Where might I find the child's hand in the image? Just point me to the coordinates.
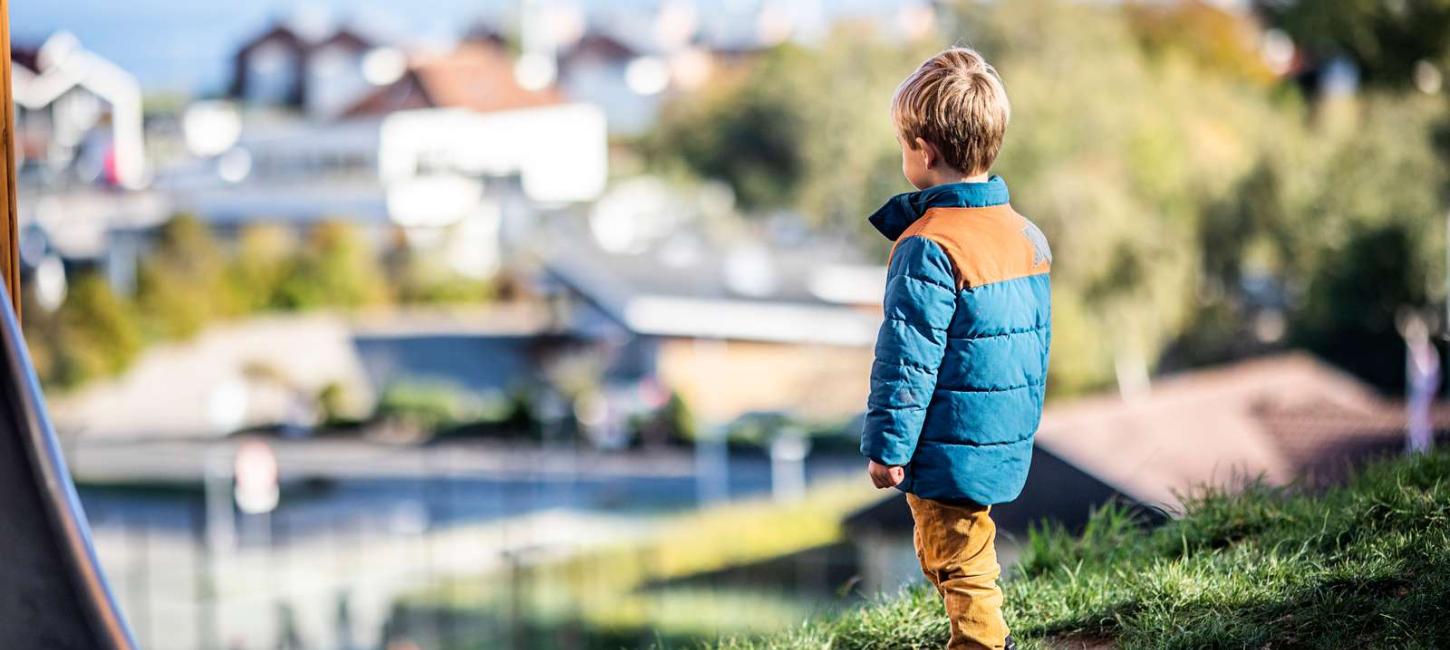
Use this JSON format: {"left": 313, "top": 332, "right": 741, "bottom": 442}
{"left": 867, "top": 460, "right": 905, "bottom": 489}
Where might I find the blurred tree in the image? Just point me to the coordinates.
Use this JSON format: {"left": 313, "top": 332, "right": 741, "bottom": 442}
{"left": 1280, "top": 96, "right": 1446, "bottom": 391}
{"left": 227, "top": 223, "right": 296, "bottom": 312}
{"left": 646, "top": 25, "right": 937, "bottom": 240}
{"left": 1294, "top": 224, "right": 1434, "bottom": 392}
{"left": 646, "top": 51, "right": 806, "bottom": 211}
{"left": 646, "top": 0, "right": 1450, "bottom": 395}
{"left": 136, "top": 213, "right": 234, "bottom": 339}
{"left": 52, "top": 272, "right": 143, "bottom": 388}
{"left": 1160, "top": 163, "right": 1295, "bottom": 368}
{"left": 20, "top": 283, "right": 68, "bottom": 385}
{"left": 953, "top": 0, "right": 1298, "bottom": 393}
{"left": 1127, "top": 0, "right": 1278, "bottom": 84}
{"left": 385, "top": 244, "right": 494, "bottom": 305}
{"left": 1257, "top": 0, "right": 1450, "bottom": 88}
{"left": 276, "top": 220, "right": 389, "bottom": 310}
{"left": 376, "top": 380, "right": 482, "bottom": 433}
{"left": 1172, "top": 92, "right": 1445, "bottom": 388}
{"left": 1199, "top": 163, "right": 1291, "bottom": 295}
{"left": 626, "top": 390, "right": 697, "bottom": 448}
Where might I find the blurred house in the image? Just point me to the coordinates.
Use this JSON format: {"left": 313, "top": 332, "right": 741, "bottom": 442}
{"left": 557, "top": 32, "right": 660, "bottom": 135}
{"left": 845, "top": 353, "right": 1446, "bottom": 592}
{"left": 9, "top": 32, "right": 168, "bottom": 305}
{"left": 11, "top": 31, "right": 147, "bottom": 190}
{"left": 228, "top": 22, "right": 378, "bottom": 120}
{"left": 342, "top": 41, "right": 564, "bottom": 118}
{"left": 549, "top": 0, "right": 804, "bottom": 136}
{"left": 48, "top": 312, "right": 376, "bottom": 440}
{"left": 45, "top": 305, "right": 602, "bottom": 441}
{"left": 543, "top": 218, "right": 885, "bottom": 426}
{"left": 158, "top": 20, "right": 607, "bottom": 281}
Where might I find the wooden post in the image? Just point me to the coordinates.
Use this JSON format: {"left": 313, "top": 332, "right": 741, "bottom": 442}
{"left": 0, "top": 0, "right": 19, "bottom": 323}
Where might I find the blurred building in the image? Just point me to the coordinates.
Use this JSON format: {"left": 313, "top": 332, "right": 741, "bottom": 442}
{"left": 9, "top": 31, "right": 168, "bottom": 305}
{"left": 543, "top": 0, "right": 852, "bottom": 136}
{"left": 543, "top": 213, "right": 885, "bottom": 427}
{"left": 845, "top": 353, "right": 1448, "bottom": 593}
{"left": 46, "top": 305, "right": 601, "bottom": 441}
{"left": 12, "top": 31, "right": 147, "bottom": 190}
{"left": 158, "top": 20, "right": 608, "bottom": 282}
{"left": 556, "top": 31, "right": 660, "bottom": 135}
{"left": 229, "top": 22, "right": 378, "bottom": 120}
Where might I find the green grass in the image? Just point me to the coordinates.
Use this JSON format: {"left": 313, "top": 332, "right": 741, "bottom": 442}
{"left": 723, "top": 449, "right": 1450, "bottom": 649}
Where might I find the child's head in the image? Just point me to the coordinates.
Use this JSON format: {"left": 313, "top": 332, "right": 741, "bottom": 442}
{"left": 891, "top": 47, "right": 1011, "bottom": 190}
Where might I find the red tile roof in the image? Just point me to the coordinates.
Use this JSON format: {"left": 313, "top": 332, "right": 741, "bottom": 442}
{"left": 344, "top": 43, "right": 563, "bottom": 117}
{"left": 1036, "top": 353, "right": 1432, "bottom": 512}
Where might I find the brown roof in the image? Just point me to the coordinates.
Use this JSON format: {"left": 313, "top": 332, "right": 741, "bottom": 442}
{"left": 235, "top": 24, "right": 307, "bottom": 58}
{"left": 11, "top": 45, "right": 40, "bottom": 74}
{"left": 311, "top": 28, "right": 372, "bottom": 53}
{"left": 344, "top": 43, "right": 563, "bottom": 118}
{"left": 1036, "top": 353, "right": 1432, "bottom": 512}
{"left": 559, "top": 32, "right": 638, "bottom": 67}
{"left": 339, "top": 75, "right": 433, "bottom": 116}
{"left": 235, "top": 24, "right": 373, "bottom": 56}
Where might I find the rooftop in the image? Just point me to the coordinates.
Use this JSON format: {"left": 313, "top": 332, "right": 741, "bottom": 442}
{"left": 1036, "top": 352, "right": 1432, "bottom": 511}
{"left": 345, "top": 43, "right": 565, "bottom": 117}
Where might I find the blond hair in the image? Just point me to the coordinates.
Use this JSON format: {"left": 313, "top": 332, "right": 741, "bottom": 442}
{"left": 891, "top": 47, "right": 1011, "bottom": 176}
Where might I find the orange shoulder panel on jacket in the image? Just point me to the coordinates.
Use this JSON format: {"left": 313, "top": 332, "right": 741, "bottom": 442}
{"left": 893, "top": 205, "right": 1051, "bottom": 289}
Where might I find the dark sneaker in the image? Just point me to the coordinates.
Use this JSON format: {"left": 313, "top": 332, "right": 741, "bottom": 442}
{"left": 1004, "top": 635, "right": 1017, "bottom": 650}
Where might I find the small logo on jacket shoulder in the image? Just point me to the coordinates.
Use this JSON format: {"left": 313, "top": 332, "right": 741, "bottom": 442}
{"left": 1022, "top": 222, "right": 1052, "bottom": 267}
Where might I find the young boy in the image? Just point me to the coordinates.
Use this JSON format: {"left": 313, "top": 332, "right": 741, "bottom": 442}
{"left": 861, "top": 47, "right": 1050, "bottom": 650}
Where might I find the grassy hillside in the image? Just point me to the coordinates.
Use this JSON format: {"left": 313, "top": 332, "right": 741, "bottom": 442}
{"left": 722, "top": 449, "right": 1450, "bottom": 649}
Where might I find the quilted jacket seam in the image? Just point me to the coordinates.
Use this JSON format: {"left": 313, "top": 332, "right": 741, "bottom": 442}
{"left": 882, "top": 315, "right": 948, "bottom": 332}
{"left": 874, "top": 358, "right": 937, "bottom": 374}
{"left": 961, "top": 270, "right": 1051, "bottom": 292}
{"left": 948, "top": 325, "right": 1047, "bottom": 341}
{"left": 894, "top": 271, "right": 955, "bottom": 293}
{"left": 865, "top": 402, "right": 928, "bottom": 412}
{"left": 917, "top": 436, "right": 1034, "bottom": 448}
{"left": 934, "top": 381, "right": 1046, "bottom": 393}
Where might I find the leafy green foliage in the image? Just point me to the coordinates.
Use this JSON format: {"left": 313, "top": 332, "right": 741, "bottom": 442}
{"left": 136, "top": 213, "right": 234, "bottom": 339}
{"left": 645, "top": 25, "right": 937, "bottom": 240}
{"left": 1126, "top": 1, "right": 1277, "bottom": 84}
{"left": 275, "top": 220, "right": 390, "bottom": 309}
{"left": 953, "top": 0, "right": 1300, "bottom": 394}
{"left": 649, "top": 0, "right": 1447, "bottom": 395}
{"left": 43, "top": 272, "right": 143, "bottom": 388}
{"left": 646, "top": 48, "right": 810, "bottom": 211}
{"left": 1295, "top": 224, "right": 1435, "bottom": 392}
{"left": 386, "top": 245, "right": 495, "bottom": 305}
{"left": 727, "top": 449, "right": 1450, "bottom": 649}
{"left": 1258, "top": 0, "right": 1450, "bottom": 88}
{"left": 226, "top": 222, "right": 296, "bottom": 312}
{"left": 28, "top": 215, "right": 496, "bottom": 390}
{"left": 376, "top": 380, "right": 489, "bottom": 432}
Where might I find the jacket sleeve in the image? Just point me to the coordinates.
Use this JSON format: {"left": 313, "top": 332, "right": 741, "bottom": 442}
{"left": 861, "top": 235, "right": 958, "bottom": 466}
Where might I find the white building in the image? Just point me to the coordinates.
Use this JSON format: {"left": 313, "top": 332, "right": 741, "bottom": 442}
{"left": 12, "top": 31, "right": 146, "bottom": 190}
{"left": 164, "top": 26, "right": 608, "bottom": 280}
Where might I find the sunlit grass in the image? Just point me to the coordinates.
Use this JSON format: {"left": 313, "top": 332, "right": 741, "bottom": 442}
{"left": 727, "top": 449, "right": 1450, "bottom": 649}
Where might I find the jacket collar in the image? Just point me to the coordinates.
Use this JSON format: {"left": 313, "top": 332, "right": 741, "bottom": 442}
{"left": 868, "top": 176, "right": 1011, "bottom": 241}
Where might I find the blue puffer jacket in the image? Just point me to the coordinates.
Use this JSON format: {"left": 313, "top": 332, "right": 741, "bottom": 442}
{"left": 860, "top": 176, "right": 1051, "bottom": 505}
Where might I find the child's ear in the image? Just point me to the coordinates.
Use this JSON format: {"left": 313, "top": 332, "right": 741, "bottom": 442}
{"left": 914, "top": 137, "right": 937, "bottom": 169}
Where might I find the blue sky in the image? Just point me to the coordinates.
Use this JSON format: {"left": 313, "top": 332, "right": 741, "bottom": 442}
{"left": 11, "top": 0, "right": 901, "bottom": 96}
{"left": 13, "top": 0, "right": 518, "bottom": 95}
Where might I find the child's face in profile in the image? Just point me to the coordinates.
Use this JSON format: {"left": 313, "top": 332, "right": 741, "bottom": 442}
{"left": 897, "top": 134, "right": 936, "bottom": 190}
